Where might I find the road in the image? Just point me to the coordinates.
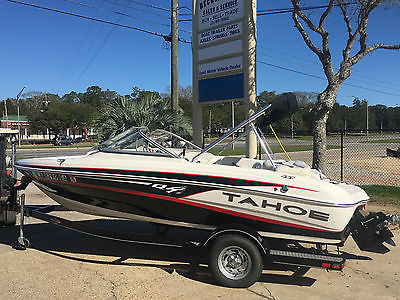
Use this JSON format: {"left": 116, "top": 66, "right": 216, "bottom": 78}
{"left": 12, "top": 147, "right": 91, "bottom": 160}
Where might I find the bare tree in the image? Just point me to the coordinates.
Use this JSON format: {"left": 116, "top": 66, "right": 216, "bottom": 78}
{"left": 291, "top": 0, "right": 400, "bottom": 173}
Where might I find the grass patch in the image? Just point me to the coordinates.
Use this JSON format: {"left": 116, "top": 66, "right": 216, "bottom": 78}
{"left": 296, "top": 135, "right": 340, "bottom": 141}
{"left": 209, "top": 145, "right": 339, "bottom": 156}
{"left": 359, "top": 185, "right": 400, "bottom": 205}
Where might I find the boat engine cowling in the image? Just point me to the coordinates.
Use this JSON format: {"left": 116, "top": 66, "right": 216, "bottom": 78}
{"left": 351, "top": 212, "right": 397, "bottom": 253}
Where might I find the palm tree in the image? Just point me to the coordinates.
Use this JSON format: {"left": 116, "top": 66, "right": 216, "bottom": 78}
{"left": 96, "top": 94, "right": 192, "bottom": 142}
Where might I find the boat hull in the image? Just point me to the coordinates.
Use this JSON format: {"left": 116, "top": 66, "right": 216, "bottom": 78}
{"left": 17, "top": 164, "right": 366, "bottom": 245}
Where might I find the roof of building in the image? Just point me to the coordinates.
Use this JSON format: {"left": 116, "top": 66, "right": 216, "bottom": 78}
{"left": 0, "top": 115, "right": 29, "bottom": 122}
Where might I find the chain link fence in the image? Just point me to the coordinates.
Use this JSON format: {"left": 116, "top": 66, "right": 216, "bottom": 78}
{"left": 268, "top": 130, "right": 400, "bottom": 187}
{"left": 205, "top": 129, "right": 400, "bottom": 187}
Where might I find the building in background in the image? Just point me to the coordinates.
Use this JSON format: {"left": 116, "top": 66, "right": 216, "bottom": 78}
{"left": 0, "top": 115, "right": 29, "bottom": 139}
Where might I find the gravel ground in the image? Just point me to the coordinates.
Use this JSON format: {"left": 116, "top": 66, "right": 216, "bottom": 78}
{"left": 0, "top": 185, "right": 399, "bottom": 300}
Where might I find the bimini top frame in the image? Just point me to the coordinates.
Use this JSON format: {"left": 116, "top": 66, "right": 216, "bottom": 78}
{"left": 191, "top": 104, "right": 272, "bottom": 162}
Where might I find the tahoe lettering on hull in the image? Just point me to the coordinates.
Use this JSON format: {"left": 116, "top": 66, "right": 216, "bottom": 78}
{"left": 223, "top": 192, "right": 330, "bottom": 222}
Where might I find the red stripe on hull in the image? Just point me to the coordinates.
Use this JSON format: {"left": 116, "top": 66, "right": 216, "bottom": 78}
{"left": 33, "top": 176, "right": 341, "bottom": 233}
{"left": 21, "top": 164, "right": 320, "bottom": 193}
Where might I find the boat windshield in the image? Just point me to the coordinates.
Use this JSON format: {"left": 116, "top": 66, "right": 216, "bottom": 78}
{"left": 95, "top": 93, "right": 296, "bottom": 164}
{"left": 96, "top": 127, "right": 147, "bottom": 151}
{"left": 149, "top": 129, "right": 201, "bottom": 152}
{"left": 97, "top": 127, "right": 201, "bottom": 159}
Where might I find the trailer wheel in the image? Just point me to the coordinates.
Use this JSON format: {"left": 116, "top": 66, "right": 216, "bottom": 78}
{"left": 209, "top": 234, "right": 263, "bottom": 288}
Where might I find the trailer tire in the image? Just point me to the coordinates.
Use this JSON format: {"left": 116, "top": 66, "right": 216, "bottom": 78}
{"left": 209, "top": 234, "right": 263, "bottom": 288}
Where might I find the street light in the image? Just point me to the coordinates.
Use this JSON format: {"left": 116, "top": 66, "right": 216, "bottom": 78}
{"left": 16, "top": 86, "right": 27, "bottom": 147}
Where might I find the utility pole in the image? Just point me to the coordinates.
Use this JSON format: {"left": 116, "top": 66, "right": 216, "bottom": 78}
{"left": 171, "top": 0, "right": 179, "bottom": 131}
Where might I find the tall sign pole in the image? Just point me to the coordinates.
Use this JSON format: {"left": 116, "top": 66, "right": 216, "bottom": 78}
{"left": 171, "top": 0, "right": 179, "bottom": 129}
{"left": 192, "top": 0, "right": 202, "bottom": 146}
{"left": 244, "top": 0, "right": 257, "bottom": 158}
{"left": 192, "top": 0, "right": 257, "bottom": 157}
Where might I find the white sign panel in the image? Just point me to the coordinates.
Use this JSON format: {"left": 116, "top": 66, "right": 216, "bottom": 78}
{"left": 198, "top": 39, "right": 242, "bottom": 61}
{"left": 198, "top": 56, "right": 242, "bottom": 77}
{"left": 198, "top": 0, "right": 244, "bottom": 31}
{"left": 198, "top": 22, "right": 242, "bottom": 46}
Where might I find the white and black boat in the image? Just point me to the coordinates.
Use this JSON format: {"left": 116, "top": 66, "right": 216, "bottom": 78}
{"left": 14, "top": 93, "right": 397, "bottom": 287}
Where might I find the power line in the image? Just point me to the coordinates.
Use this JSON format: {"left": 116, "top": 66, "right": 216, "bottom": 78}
{"left": 178, "top": 6, "right": 192, "bottom": 13}
{"left": 258, "top": 51, "right": 400, "bottom": 93}
{"left": 258, "top": 46, "right": 400, "bottom": 90}
{"left": 70, "top": 19, "right": 117, "bottom": 89}
{"left": 258, "top": 45, "right": 319, "bottom": 66}
{"left": 5, "top": 0, "right": 191, "bottom": 43}
{"left": 56, "top": 9, "right": 98, "bottom": 94}
{"left": 258, "top": 51, "right": 322, "bottom": 73}
{"left": 66, "top": 0, "right": 120, "bottom": 92}
{"left": 257, "top": 60, "right": 400, "bottom": 97}
{"left": 120, "top": 0, "right": 169, "bottom": 12}
{"left": 178, "top": 2, "right": 357, "bottom": 21}
{"left": 257, "top": 2, "right": 356, "bottom": 16}
{"left": 99, "top": 0, "right": 171, "bottom": 20}
{"left": 64, "top": 0, "right": 192, "bottom": 34}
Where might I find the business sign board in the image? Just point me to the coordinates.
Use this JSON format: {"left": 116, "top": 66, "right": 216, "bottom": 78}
{"left": 198, "top": 22, "right": 242, "bottom": 46}
{"left": 198, "top": 0, "right": 244, "bottom": 32}
{"left": 198, "top": 39, "right": 242, "bottom": 61}
{"left": 198, "top": 56, "right": 242, "bottom": 77}
{"left": 198, "top": 73, "right": 244, "bottom": 103}
{"left": 192, "top": 0, "right": 256, "bottom": 149}
{"left": 194, "top": 0, "right": 249, "bottom": 104}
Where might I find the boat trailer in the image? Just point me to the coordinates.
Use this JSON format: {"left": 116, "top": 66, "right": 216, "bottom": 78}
{"left": 6, "top": 180, "right": 399, "bottom": 288}
{"left": 4, "top": 187, "right": 400, "bottom": 287}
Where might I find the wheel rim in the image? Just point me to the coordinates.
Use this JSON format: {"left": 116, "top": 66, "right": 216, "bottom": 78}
{"left": 217, "top": 245, "right": 252, "bottom": 280}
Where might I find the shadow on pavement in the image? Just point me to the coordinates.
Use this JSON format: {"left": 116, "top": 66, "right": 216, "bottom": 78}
{"left": 0, "top": 219, "right": 370, "bottom": 288}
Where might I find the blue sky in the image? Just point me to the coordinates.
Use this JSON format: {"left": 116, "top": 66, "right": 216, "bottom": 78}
{"left": 0, "top": 0, "right": 399, "bottom": 107}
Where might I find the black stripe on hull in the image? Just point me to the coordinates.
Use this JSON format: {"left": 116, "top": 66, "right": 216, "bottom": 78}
{"left": 25, "top": 173, "right": 349, "bottom": 243}
{"left": 18, "top": 164, "right": 312, "bottom": 190}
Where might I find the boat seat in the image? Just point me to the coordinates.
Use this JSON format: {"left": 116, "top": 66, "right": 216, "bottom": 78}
{"left": 275, "top": 160, "right": 316, "bottom": 177}
{"left": 215, "top": 156, "right": 241, "bottom": 166}
{"left": 192, "top": 152, "right": 220, "bottom": 164}
{"left": 235, "top": 158, "right": 263, "bottom": 169}
{"left": 215, "top": 157, "right": 269, "bottom": 170}
{"left": 278, "top": 160, "right": 309, "bottom": 168}
{"left": 262, "top": 160, "right": 276, "bottom": 171}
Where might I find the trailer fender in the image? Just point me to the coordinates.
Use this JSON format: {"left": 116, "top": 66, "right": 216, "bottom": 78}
{"left": 202, "top": 224, "right": 268, "bottom": 255}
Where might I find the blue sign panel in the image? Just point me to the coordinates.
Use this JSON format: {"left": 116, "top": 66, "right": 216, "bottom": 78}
{"left": 199, "top": 73, "right": 244, "bottom": 103}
